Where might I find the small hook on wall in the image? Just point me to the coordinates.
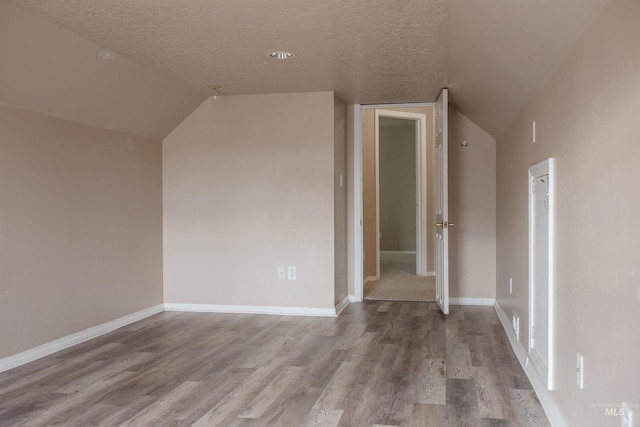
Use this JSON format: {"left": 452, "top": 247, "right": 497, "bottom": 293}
{"left": 460, "top": 140, "right": 469, "bottom": 147}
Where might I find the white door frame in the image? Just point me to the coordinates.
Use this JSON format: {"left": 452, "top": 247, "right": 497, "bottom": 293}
{"left": 434, "top": 89, "right": 449, "bottom": 315}
{"left": 374, "top": 109, "right": 428, "bottom": 278}
{"left": 352, "top": 103, "right": 435, "bottom": 302}
{"left": 528, "top": 158, "right": 555, "bottom": 390}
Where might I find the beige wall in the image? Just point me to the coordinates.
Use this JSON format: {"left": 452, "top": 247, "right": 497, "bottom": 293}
{"left": 163, "top": 92, "right": 338, "bottom": 309}
{"left": 334, "top": 96, "right": 348, "bottom": 304}
{"left": 448, "top": 106, "right": 497, "bottom": 299}
{"left": 0, "top": 2, "right": 203, "bottom": 140}
{"left": 379, "top": 124, "right": 416, "bottom": 252}
{"left": 496, "top": 0, "right": 640, "bottom": 424}
{"left": 0, "top": 104, "right": 163, "bottom": 359}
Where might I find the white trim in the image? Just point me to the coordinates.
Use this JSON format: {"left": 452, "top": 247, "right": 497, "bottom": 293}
{"left": 0, "top": 304, "right": 164, "bottom": 373}
{"left": 374, "top": 110, "right": 381, "bottom": 280}
{"left": 335, "top": 296, "right": 350, "bottom": 316}
{"left": 434, "top": 88, "right": 450, "bottom": 315}
{"left": 164, "top": 303, "right": 339, "bottom": 317}
{"left": 353, "top": 104, "right": 364, "bottom": 302}
{"left": 364, "top": 276, "right": 377, "bottom": 285}
{"left": 363, "top": 102, "right": 436, "bottom": 109}
{"left": 528, "top": 158, "right": 555, "bottom": 390}
{"left": 494, "top": 301, "right": 565, "bottom": 427}
{"left": 449, "top": 297, "right": 496, "bottom": 306}
{"left": 379, "top": 250, "right": 416, "bottom": 255}
{"left": 425, "top": 271, "right": 436, "bottom": 277}
{"left": 348, "top": 295, "right": 360, "bottom": 303}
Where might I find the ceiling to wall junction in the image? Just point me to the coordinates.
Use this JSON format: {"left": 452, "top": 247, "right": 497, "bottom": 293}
{"left": 3, "top": 0, "right": 611, "bottom": 139}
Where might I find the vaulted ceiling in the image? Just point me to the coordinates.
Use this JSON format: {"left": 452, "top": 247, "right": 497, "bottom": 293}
{"left": 2, "top": 0, "right": 610, "bottom": 139}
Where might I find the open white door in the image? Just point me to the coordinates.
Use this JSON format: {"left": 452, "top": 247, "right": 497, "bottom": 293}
{"left": 434, "top": 89, "right": 450, "bottom": 315}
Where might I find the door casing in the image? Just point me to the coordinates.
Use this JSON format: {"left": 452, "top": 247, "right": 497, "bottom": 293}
{"left": 352, "top": 102, "right": 435, "bottom": 302}
{"left": 374, "top": 109, "right": 428, "bottom": 279}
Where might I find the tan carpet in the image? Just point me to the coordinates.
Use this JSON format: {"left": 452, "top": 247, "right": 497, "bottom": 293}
{"left": 365, "top": 274, "right": 436, "bottom": 302}
{"left": 364, "top": 252, "right": 436, "bottom": 302}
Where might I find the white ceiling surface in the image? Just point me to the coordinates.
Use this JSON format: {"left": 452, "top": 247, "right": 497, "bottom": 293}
{"left": 4, "top": 0, "right": 610, "bottom": 139}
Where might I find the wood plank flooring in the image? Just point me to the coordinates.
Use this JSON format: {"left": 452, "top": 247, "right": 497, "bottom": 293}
{"left": 0, "top": 303, "right": 549, "bottom": 426}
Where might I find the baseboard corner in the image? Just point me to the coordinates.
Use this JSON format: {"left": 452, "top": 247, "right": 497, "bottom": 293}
{"left": 335, "top": 296, "right": 350, "bottom": 316}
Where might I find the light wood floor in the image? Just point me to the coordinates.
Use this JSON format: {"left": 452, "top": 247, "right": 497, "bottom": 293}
{"left": 0, "top": 303, "right": 549, "bottom": 426}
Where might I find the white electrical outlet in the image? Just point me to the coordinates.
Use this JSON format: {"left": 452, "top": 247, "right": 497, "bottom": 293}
{"left": 512, "top": 313, "right": 520, "bottom": 340}
{"left": 509, "top": 277, "right": 513, "bottom": 294}
{"left": 277, "top": 266, "right": 286, "bottom": 280}
{"left": 576, "top": 353, "right": 584, "bottom": 389}
{"left": 532, "top": 121, "right": 536, "bottom": 143}
{"left": 287, "top": 266, "right": 296, "bottom": 280}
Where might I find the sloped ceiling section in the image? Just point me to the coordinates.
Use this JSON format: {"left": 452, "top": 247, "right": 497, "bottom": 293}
{"left": 0, "top": 2, "right": 203, "bottom": 140}
{"left": 6, "top": 0, "right": 448, "bottom": 105}
{"left": 4, "top": 0, "right": 611, "bottom": 139}
{"left": 449, "top": 0, "right": 610, "bottom": 138}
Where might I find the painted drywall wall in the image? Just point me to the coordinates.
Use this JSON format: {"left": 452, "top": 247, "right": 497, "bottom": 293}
{"left": 334, "top": 96, "right": 348, "bottom": 305}
{"left": 379, "top": 123, "right": 417, "bottom": 252}
{"left": 0, "top": 104, "right": 163, "bottom": 359}
{"left": 163, "top": 92, "right": 338, "bottom": 309}
{"left": 496, "top": 0, "right": 640, "bottom": 424}
{"left": 449, "top": 106, "right": 497, "bottom": 299}
{"left": 0, "top": 2, "right": 203, "bottom": 140}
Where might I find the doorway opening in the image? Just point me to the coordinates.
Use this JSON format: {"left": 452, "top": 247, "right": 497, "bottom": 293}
{"left": 361, "top": 106, "right": 434, "bottom": 302}
{"left": 352, "top": 90, "right": 449, "bottom": 312}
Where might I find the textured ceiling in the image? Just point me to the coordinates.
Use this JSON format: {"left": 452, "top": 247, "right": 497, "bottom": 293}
{"left": 5, "top": 0, "right": 611, "bottom": 138}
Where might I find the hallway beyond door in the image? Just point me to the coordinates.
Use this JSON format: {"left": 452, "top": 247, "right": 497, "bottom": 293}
{"left": 364, "top": 252, "right": 436, "bottom": 302}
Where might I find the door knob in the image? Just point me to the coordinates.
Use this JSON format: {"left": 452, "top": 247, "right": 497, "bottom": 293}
{"left": 434, "top": 221, "right": 455, "bottom": 228}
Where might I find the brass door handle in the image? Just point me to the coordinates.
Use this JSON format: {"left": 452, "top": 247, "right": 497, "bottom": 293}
{"left": 435, "top": 221, "right": 455, "bottom": 228}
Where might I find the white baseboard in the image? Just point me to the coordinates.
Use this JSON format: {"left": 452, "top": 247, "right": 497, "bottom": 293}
{"left": 348, "top": 295, "right": 361, "bottom": 303}
{"left": 380, "top": 250, "right": 416, "bottom": 255}
{"left": 494, "top": 300, "right": 565, "bottom": 427}
{"left": 335, "top": 296, "right": 350, "bottom": 316}
{"left": 164, "top": 303, "right": 339, "bottom": 317}
{"left": 450, "top": 297, "right": 496, "bottom": 306}
{"left": 425, "top": 271, "right": 436, "bottom": 277}
{"left": 364, "top": 276, "right": 377, "bottom": 285}
{"left": 0, "top": 304, "right": 164, "bottom": 374}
